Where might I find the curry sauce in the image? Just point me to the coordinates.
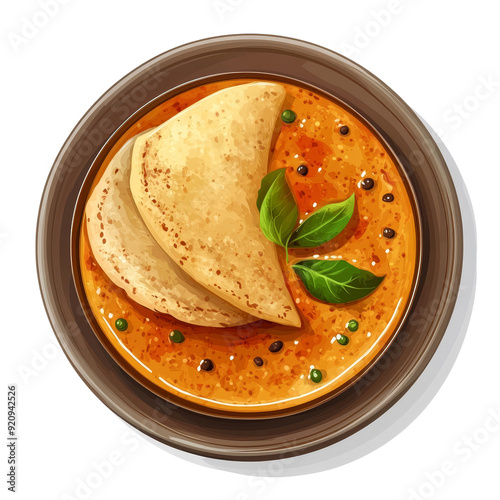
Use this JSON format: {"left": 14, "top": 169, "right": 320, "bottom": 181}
{"left": 79, "top": 79, "right": 419, "bottom": 415}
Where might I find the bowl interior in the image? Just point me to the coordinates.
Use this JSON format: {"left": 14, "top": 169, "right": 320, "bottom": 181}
{"left": 71, "top": 73, "right": 423, "bottom": 419}
{"left": 37, "top": 35, "right": 462, "bottom": 460}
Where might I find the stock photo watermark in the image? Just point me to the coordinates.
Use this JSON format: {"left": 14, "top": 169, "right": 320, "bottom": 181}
{"left": 434, "top": 74, "right": 499, "bottom": 141}
{"left": 337, "top": 0, "right": 417, "bottom": 57}
{"left": 407, "top": 405, "right": 500, "bottom": 500}
{"left": 353, "top": 278, "right": 463, "bottom": 395}
{"left": 17, "top": 340, "right": 61, "bottom": 385}
{"left": 59, "top": 68, "right": 164, "bottom": 183}
{"left": 233, "top": 442, "right": 300, "bottom": 500}
{"left": 58, "top": 393, "right": 173, "bottom": 499}
{"left": 6, "top": 385, "right": 17, "bottom": 493}
{"left": 60, "top": 429, "right": 141, "bottom": 500}
{"left": 212, "top": 0, "right": 245, "bottom": 20}
{"left": 7, "top": 0, "right": 73, "bottom": 54}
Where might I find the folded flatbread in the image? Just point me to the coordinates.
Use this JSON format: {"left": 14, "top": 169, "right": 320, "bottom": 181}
{"left": 85, "top": 137, "right": 257, "bottom": 327}
{"left": 130, "top": 82, "right": 301, "bottom": 327}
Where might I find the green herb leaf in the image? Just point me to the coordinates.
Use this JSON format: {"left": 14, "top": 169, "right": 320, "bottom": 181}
{"left": 259, "top": 169, "right": 298, "bottom": 249}
{"left": 288, "top": 194, "right": 355, "bottom": 248}
{"left": 257, "top": 169, "right": 285, "bottom": 212}
{"left": 292, "top": 260, "right": 384, "bottom": 304}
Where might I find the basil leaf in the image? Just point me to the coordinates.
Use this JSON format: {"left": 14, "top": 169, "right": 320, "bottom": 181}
{"left": 259, "top": 169, "right": 298, "bottom": 248}
{"left": 288, "top": 194, "right": 355, "bottom": 248}
{"left": 257, "top": 168, "right": 284, "bottom": 212}
{"left": 292, "top": 260, "right": 384, "bottom": 304}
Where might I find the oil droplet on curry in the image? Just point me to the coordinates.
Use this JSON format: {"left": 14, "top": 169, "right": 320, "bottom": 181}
{"left": 79, "top": 79, "right": 419, "bottom": 415}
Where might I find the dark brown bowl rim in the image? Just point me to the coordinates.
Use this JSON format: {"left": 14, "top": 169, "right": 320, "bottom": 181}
{"left": 37, "top": 34, "right": 462, "bottom": 460}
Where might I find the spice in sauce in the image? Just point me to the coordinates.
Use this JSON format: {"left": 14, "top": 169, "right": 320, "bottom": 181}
{"left": 310, "top": 369, "right": 323, "bottom": 383}
{"left": 347, "top": 320, "right": 359, "bottom": 332}
{"left": 269, "top": 341, "right": 284, "bottom": 353}
{"left": 337, "top": 335, "right": 350, "bottom": 346}
{"left": 169, "top": 330, "right": 185, "bottom": 343}
{"left": 281, "top": 109, "right": 297, "bottom": 124}
{"left": 361, "top": 178, "right": 375, "bottom": 190}
{"left": 115, "top": 318, "right": 128, "bottom": 332}
{"left": 200, "top": 359, "right": 214, "bottom": 371}
{"left": 296, "top": 165, "right": 309, "bottom": 176}
{"left": 383, "top": 227, "right": 396, "bottom": 239}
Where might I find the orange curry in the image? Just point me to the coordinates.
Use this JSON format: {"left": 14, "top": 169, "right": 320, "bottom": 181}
{"left": 79, "top": 79, "right": 419, "bottom": 415}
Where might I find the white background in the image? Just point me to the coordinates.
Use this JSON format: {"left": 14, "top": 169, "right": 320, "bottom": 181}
{"left": 2, "top": 0, "right": 499, "bottom": 499}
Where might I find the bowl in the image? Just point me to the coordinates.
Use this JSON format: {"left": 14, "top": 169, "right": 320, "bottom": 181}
{"left": 37, "top": 34, "right": 462, "bottom": 460}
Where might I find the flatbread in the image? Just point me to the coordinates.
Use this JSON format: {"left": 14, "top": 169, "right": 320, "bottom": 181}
{"left": 130, "top": 82, "right": 301, "bottom": 327}
{"left": 85, "top": 137, "right": 257, "bottom": 327}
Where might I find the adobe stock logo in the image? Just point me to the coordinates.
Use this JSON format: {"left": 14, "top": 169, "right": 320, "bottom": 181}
{"left": 338, "top": 0, "right": 415, "bottom": 57}
{"left": 434, "top": 74, "right": 500, "bottom": 140}
{"left": 212, "top": 0, "right": 245, "bottom": 20}
{"left": 407, "top": 405, "right": 500, "bottom": 500}
{"left": 7, "top": 0, "right": 72, "bottom": 54}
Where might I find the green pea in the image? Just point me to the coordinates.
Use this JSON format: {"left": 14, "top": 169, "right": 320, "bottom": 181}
{"left": 347, "top": 320, "right": 359, "bottom": 332}
{"left": 310, "top": 368, "right": 323, "bottom": 383}
{"left": 281, "top": 109, "right": 296, "bottom": 124}
{"left": 115, "top": 318, "right": 128, "bottom": 332}
{"left": 169, "top": 330, "right": 185, "bottom": 343}
{"left": 337, "top": 334, "right": 349, "bottom": 346}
